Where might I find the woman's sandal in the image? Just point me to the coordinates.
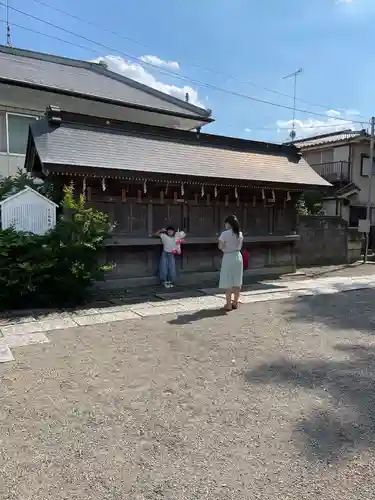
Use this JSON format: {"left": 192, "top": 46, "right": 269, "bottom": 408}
{"left": 223, "top": 304, "right": 232, "bottom": 311}
{"left": 232, "top": 302, "right": 239, "bottom": 310}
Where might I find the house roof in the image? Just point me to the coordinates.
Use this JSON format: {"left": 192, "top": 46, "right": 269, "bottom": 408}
{"left": 0, "top": 186, "right": 58, "bottom": 206}
{"left": 288, "top": 129, "right": 368, "bottom": 149}
{"left": 323, "top": 182, "right": 361, "bottom": 200}
{"left": 0, "top": 45, "right": 211, "bottom": 120}
{"left": 25, "top": 109, "right": 331, "bottom": 189}
{"left": 334, "top": 182, "right": 361, "bottom": 198}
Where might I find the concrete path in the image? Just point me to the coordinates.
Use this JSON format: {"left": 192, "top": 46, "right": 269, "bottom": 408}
{"left": 1, "top": 272, "right": 375, "bottom": 363}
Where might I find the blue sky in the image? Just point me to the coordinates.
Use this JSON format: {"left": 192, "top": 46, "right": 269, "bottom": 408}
{"left": 1, "top": 0, "right": 374, "bottom": 142}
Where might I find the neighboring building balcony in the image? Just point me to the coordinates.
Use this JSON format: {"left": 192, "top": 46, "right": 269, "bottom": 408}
{"left": 311, "top": 161, "right": 350, "bottom": 184}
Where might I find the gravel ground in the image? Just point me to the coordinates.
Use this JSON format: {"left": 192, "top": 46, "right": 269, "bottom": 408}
{"left": 1, "top": 288, "right": 375, "bottom": 499}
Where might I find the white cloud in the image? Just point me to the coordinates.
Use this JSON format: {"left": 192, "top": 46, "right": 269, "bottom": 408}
{"left": 276, "top": 109, "right": 365, "bottom": 138}
{"left": 244, "top": 128, "right": 252, "bottom": 133}
{"left": 92, "top": 55, "right": 204, "bottom": 108}
{"left": 326, "top": 109, "right": 341, "bottom": 117}
{"left": 140, "top": 55, "right": 180, "bottom": 70}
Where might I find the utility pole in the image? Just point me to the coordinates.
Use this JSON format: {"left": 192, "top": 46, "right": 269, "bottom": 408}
{"left": 282, "top": 68, "right": 303, "bottom": 141}
{"left": 363, "top": 116, "right": 375, "bottom": 263}
{"left": 6, "top": 0, "right": 12, "bottom": 46}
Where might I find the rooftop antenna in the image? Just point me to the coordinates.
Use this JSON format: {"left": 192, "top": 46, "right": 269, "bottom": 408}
{"left": 6, "top": 0, "right": 12, "bottom": 46}
{"left": 282, "top": 68, "right": 302, "bottom": 140}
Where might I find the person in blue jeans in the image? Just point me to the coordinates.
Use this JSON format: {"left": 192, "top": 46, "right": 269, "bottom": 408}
{"left": 155, "top": 226, "right": 179, "bottom": 288}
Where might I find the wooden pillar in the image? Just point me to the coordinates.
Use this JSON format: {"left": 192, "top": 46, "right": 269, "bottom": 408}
{"left": 147, "top": 202, "right": 153, "bottom": 235}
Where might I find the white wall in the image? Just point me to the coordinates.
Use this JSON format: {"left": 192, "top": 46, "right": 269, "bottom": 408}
{"left": 341, "top": 203, "right": 350, "bottom": 223}
{"left": 0, "top": 153, "right": 28, "bottom": 177}
{"left": 351, "top": 141, "right": 374, "bottom": 206}
{"left": 322, "top": 199, "right": 337, "bottom": 217}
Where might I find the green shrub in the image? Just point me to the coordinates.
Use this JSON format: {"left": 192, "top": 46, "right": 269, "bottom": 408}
{"left": 0, "top": 184, "right": 113, "bottom": 310}
{"left": 0, "top": 169, "right": 55, "bottom": 201}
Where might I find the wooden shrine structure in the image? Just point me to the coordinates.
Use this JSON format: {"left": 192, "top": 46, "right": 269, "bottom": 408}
{"left": 25, "top": 106, "right": 330, "bottom": 287}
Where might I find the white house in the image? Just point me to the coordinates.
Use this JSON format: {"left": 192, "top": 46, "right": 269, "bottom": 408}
{"left": 0, "top": 45, "right": 213, "bottom": 178}
{"left": 290, "top": 129, "right": 374, "bottom": 227}
{"left": 0, "top": 186, "right": 58, "bottom": 235}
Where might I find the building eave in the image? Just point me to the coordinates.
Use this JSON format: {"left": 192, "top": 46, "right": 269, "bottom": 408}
{"left": 0, "top": 77, "right": 213, "bottom": 129}
{"left": 41, "top": 163, "right": 323, "bottom": 191}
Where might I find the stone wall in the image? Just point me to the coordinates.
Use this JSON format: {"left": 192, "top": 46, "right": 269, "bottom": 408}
{"left": 101, "top": 241, "right": 296, "bottom": 288}
{"left": 296, "top": 215, "right": 361, "bottom": 266}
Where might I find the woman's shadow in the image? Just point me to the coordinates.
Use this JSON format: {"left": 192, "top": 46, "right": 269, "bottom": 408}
{"left": 168, "top": 307, "right": 228, "bottom": 325}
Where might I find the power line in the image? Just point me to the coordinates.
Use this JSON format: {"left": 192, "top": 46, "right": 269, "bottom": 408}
{"left": 0, "top": 3, "right": 370, "bottom": 125}
{"left": 0, "top": 18, "right": 367, "bottom": 136}
{"left": 25, "top": 0, "right": 370, "bottom": 121}
{"left": 0, "top": 19, "right": 100, "bottom": 53}
{"left": 282, "top": 68, "right": 302, "bottom": 140}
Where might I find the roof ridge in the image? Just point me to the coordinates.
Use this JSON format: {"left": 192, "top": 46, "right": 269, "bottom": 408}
{"left": 45, "top": 108, "right": 300, "bottom": 158}
{"left": 0, "top": 44, "right": 96, "bottom": 70}
{"left": 289, "top": 129, "right": 358, "bottom": 144}
{"left": 0, "top": 44, "right": 211, "bottom": 118}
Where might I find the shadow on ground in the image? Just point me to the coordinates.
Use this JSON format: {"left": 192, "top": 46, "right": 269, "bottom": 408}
{"left": 285, "top": 287, "right": 375, "bottom": 334}
{"left": 168, "top": 307, "right": 228, "bottom": 325}
{"left": 294, "top": 261, "right": 364, "bottom": 279}
{"left": 245, "top": 343, "right": 375, "bottom": 464}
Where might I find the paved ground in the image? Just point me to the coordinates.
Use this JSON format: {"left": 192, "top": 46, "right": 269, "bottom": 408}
{"left": 1, "top": 265, "right": 375, "bottom": 363}
{"left": 1, "top": 272, "right": 375, "bottom": 499}
{"left": 90, "top": 261, "right": 375, "bottom": 305}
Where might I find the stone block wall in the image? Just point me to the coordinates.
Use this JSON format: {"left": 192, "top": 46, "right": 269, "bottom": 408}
{"left": 296, "top": 215, "right": 361, "bottom": 266}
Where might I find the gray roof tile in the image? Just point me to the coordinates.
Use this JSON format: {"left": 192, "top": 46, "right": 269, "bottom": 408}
{"left": 292, "top": 130, "right": 365, "bottom": 148}
{"left": 29, "top": 119, "right": 331, "bottom": 187}
{"left": 0, "top": 46, "right": 209, "bottom": 118}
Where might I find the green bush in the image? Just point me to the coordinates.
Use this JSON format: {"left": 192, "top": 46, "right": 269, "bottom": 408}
{"left": 0, "top": 169, "right": 55, "bottom": 201}
{"left": 0, "top": 184, "right": 113, "bottom": 310}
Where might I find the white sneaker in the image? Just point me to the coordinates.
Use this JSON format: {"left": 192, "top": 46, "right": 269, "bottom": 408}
{"left": 163, "top": 282, "right": 169, "bottom": 288}
{"left": 168, "top": 283, "right": 174, "bottom": 288}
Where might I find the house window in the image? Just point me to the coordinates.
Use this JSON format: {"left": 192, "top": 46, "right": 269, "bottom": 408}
{"left": 320, "top": 149, "right": 334, "bottom": 163}
{"left": 360, "top": 153, "right": 375, "bottom": 177}
{"left": 0, "top": 111, "right": 38, "bottom": 155}
{"left": 7, "top": 113, "right": 38, "bottom": 154}
{"left": 0, "top": 112, "right": 6, "bottom": 153}
{"left": 349, "top": 206, "right": 367, "bottom": 227}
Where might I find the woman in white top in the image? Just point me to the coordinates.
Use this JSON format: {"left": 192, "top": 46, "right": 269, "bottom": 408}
{"left": 218, "top": 214, "right": 244, "bottom": 310}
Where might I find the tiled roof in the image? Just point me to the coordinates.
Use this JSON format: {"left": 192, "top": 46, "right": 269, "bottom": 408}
{"left": 27, "top": 117, "right": 331, "bottom": 187}
{"left": 0, "top": 45, "right": 210, "bottom": 118}
{"left": 335, "top": 182, "right": 361, "bottom": 197}
{"left": 291, "top": 130, "right": 366, "bottom": 149}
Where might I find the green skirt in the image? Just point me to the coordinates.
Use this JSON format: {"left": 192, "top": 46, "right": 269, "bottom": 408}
{"left": 219, "top": 251, "right": 243, "bottom": 290}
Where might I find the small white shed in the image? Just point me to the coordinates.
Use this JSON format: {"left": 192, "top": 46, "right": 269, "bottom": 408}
{"left": 0, "top": 187, "right": 58, "bottom": 235}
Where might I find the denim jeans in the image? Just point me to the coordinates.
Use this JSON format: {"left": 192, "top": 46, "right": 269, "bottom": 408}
{"left": 159, "top": 251, "right": 176, "bottom": 283}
